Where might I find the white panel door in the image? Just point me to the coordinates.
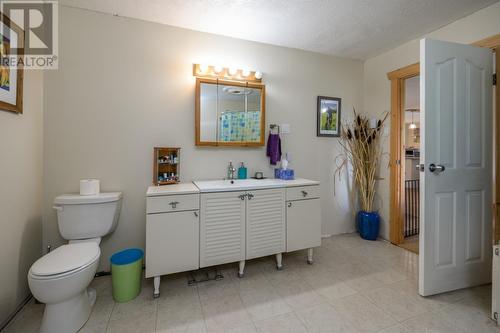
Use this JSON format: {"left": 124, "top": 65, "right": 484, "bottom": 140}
{"left": 200, "top": 191, "right": 246, "bottom": 268}
{"left": 246, "top": 188, "right": 285, "bottom": 260}
{"left": 420, "top": 38, "right": 493, "bottom": 296}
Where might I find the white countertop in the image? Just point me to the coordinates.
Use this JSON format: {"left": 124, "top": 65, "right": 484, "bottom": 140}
{"left": 147, "top": 183, "right": 200, "bottom": 196}
{"left": 193, "top": 178, "right": 319, "bottom": 193}
{"left": 147, "top": 178, "right": 319, "bottom": 196}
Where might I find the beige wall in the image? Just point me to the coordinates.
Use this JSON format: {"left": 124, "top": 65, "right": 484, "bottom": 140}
{"left": 363, "top": 1, "right": 500, "bottom": 240}
{"left": 43, "top": 6, "right": 363, "bottom": 271}
{"left": 0, "top": 71, "right": 43, "bottom": 326}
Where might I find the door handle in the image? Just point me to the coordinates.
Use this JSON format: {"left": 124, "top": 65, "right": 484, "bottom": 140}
{"left": 238, "top": 194, "right": 246, "bottom": 200}
{"left": 415, "top": 164, "right": 425, "bottom": 172}
{"left": 247, "top": 193, "right": 254, "bottom": 200}
{"left": 287, "top": 202, "right": 292, "bottom": 208}
{"left": 301, "top": 190, "right": 308, "bottom": 197}
{"left": 193, "top": 211, "right": 198, "bottom": 217}
{"left": 429, "top": 163, "right": 445, "bottom": 173}
{"left": 169, "top": 201, "right": 180, "bottom": 209}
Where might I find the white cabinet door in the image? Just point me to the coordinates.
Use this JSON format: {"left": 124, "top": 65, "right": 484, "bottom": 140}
{"left": 200, "top": 191, "right": 246, "bottom": 268}
{"left": 145, "top": 210, "right": 199, "bottom": 278}
{"left": 246, "top": 188, "right": 285, "bottom": 260}
{"left": 286, "top": 198, "right": 321, "bottom": 252}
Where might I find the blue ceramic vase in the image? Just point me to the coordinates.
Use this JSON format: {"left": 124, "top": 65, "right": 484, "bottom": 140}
{"left": 357, "top": 211, "right": 380, "bottom": 240}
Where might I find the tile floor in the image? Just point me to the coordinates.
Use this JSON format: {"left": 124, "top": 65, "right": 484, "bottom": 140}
{"left": 3, "top": 233, "right": 499, "bottom": 333}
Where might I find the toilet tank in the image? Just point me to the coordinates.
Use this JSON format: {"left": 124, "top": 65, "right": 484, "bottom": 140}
{"left": 54, "top": 192, "right": 122, "bottom": 240}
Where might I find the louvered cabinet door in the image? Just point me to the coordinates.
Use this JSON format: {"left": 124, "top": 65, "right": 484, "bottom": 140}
{"left": 246, "top": 188, "right": 285, "bottom": 260}
{"left": 200, "top": 191, "right": 246, "bottom": 268}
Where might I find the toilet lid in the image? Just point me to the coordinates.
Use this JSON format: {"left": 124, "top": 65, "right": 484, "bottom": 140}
{"left": 31, "top": 243, "right": 100, "bottom": 276}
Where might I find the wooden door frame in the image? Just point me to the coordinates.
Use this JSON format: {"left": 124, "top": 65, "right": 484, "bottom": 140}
{"left": 387, "top": 34, "right": 500, "bottom": 245}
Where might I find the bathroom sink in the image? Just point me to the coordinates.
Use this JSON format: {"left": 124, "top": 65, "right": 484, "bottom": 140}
{"left": 193, "top": 179, "right": 285, "bottom": 192}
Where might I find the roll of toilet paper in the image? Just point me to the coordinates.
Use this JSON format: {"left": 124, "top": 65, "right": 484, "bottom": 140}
{"left": 80, "top": 179, "right": 100, "bottom": 196}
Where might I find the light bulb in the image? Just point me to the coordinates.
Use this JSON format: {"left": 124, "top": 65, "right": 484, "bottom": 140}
{"left": 214, "top": 65, "right": 223, "bottom": 74}
{"left": 199, "top": 64, "right": 209, "bottom": 73}
{"left": 409, "top": 123, "right": 417, "bottom": 129}
{"left": 254, "top": 71, "right": 262, "bottom": 79}
{"left": 228, "top": 68, "right": 238, "bottom": 76}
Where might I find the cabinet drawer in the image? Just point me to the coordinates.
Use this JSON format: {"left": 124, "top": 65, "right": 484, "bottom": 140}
{"left": 147, "top": 194, "right": 199, "bottom": 214}
{"left": 286, "top": 185, "right": 320, "bottom": 201}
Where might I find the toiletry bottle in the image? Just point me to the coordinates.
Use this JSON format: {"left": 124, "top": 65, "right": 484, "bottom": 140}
{"left": 238, "top": 162, "right": 247, "bottom": 179}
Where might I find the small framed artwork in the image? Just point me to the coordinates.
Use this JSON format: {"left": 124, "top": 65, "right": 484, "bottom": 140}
{"left": 317, "top": 96, "right": 341, "bottom": 137}
{"left": 0, "top": 13, "right": 24, "bottom": 114}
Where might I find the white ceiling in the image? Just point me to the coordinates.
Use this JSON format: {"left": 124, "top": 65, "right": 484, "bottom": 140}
{"left": 60, "top": 0, "right": 498, "bottom": 59}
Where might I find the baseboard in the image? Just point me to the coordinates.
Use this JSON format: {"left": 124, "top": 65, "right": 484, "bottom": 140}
{"left": 0, "top": 294, "right": 33, "bottom": 331}
{"left": 321, "top": 234, "right": 332, "bottom": 238}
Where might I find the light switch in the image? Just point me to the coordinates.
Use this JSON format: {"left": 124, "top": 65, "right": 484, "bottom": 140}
{"left": 281, "top": 124, "right": 291, "bottom": 134}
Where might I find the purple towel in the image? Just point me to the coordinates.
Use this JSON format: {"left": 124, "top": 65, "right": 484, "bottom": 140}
{"left": 266, "top": 133, "right": 282, "bottom": 165}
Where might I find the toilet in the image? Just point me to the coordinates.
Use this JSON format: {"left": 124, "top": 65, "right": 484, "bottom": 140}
{"left": 28, "top": 192, "right": 122, "bottom": 333}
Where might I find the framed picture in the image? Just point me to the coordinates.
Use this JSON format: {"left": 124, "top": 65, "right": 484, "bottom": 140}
{"left": 0, "top": 13, "right": 23, "bottom": 114}
{"left": 317, "top": 96, "right": 341, "bottom": 137}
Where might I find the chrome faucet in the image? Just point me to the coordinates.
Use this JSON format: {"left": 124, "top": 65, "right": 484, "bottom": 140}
{"left": 227, "top": 161, "right": 236, "bottom": 180}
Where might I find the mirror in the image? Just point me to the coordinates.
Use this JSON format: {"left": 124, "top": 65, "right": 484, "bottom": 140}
{"left": 196, "top": 78, "right": 265, "bottom": 146}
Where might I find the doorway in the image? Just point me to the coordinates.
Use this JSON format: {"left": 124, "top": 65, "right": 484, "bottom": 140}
{"left": 399, "top": 76, "right": 420, "bottom": 254}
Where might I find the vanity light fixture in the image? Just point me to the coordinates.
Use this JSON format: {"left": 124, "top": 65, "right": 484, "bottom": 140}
{"left": 213, "top": 65, "right": 223, "bottom": 74}
{"left": 199, "top": 63, "right": 209, "bottom": 73}
{"left": 228, "top": 67, "right": 238, "bottom": 76}
{"left": 193, "top": 64, "right": 263, "bottom": 83}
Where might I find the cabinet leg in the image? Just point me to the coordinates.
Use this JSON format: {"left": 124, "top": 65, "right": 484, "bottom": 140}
{"left": 238, "top": 260, "right": 245, "bottom": 278}
{"left": 275, "top": 253, "right": 283, "bottom": 270}
{"left": 307, "top": 248, "right": 314, "bottom": 265}
{"left": 153, "top": 276, "right": 160, "bottom": 298}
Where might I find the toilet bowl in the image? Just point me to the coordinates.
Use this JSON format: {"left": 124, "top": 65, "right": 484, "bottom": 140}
{"left": 29, "top": 242, "right": 100, "bottom": 333}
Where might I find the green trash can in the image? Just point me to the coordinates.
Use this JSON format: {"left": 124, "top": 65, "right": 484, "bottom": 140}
{"left": 110, "top": 248, "right": 143, "bottom": 302}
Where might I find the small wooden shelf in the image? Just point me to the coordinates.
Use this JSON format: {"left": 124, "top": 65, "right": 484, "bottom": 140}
{"left": 153, "top": 147, "right": 180, "bottom": 186}
{"left": 157, "top": 180, "right": 178, "bottom": 185}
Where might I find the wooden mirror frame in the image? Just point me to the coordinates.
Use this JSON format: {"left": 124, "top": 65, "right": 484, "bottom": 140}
{"left": 195, "top": 77, "right": 266, "bottom": 147}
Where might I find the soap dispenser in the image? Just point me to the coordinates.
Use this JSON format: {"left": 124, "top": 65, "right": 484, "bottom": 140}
{"left": 238, "top": 162, "right": 247, "bottom": 179}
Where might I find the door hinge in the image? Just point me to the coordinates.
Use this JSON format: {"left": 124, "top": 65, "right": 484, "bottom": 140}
{"left": 494, "top": 73, "right": 497, "bottom": 86}
{"left": 396, "top": 159, "right": 401, "bottom": 166}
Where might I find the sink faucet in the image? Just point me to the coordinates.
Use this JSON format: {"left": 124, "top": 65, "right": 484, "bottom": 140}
{"left": 227, "top": 161, "right": 236, "bottom": 180}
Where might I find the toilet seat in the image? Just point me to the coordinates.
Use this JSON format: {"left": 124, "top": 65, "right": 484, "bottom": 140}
{"left": 30, "top": 243, "right": 100, "bottom": 278}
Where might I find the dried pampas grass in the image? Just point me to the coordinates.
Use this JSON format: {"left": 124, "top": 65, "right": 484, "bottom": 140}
{"left": 335, "top": 108, "right": 388, "bottom": 212}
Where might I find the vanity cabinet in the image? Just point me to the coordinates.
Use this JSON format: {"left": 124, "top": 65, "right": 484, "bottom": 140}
{"left": 146, "top": 179, "right": 319, "bottom": 297}
{"left": 200, "top": 188, "right": 285, "bottom": 275}
{"left": 286, "top": 185, "right": 321, "bottom": 263}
